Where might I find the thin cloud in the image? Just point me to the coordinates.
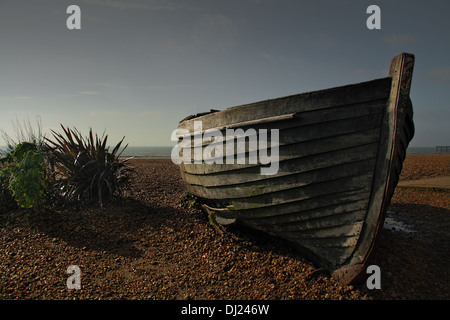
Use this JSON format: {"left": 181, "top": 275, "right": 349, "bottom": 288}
{"left": 95, "top": 82, "right": 128, "bottom": 89}
{"left": 0, "top": 96, "right": 33, "bottom": 101}
{"left": 80, "top": 91, "right": 100, "bottom": 95}
{"left": 147, "top": 84, "right": 202, "bottom": 91}
{"left": 81, "top": 0, "right": 182, "bottom": 10}
{"left": 382, "top": 34, "right": 417, "bottom": 47}
{"left": 88, "top": 109, "right": 124, "bottom": 118}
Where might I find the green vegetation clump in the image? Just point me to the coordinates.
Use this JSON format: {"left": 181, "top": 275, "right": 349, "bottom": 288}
{"left": 0, "top": 119, "right": 134, "bottom": 213}
{"left": 180, "top": 192, "right": 199, "bottom": 209}
{"left": 0, "top": 142, "right": 47, "bottom": 210}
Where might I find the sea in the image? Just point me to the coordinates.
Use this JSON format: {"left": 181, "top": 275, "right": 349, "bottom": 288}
{"left": 0, "top": 146, "right": 448, "bottom": 159}
{"left": 119, "top": 146, "right": 174, "bottom": 159}
{"left": 0, "top": 145, "right": 174, "bottom": 159}
{"left": 406, "top": 147, "right": 450, "bottom": 155}
{"left": 120, "top": 146, "right": 449, "bottom": 159}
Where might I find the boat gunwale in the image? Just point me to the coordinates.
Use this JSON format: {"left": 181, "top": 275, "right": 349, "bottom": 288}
{"left": 178, "top": 77, "right": 392, "bottom": 130}
{"left": 178, "top": 98, "right": 388, "bottom": 141}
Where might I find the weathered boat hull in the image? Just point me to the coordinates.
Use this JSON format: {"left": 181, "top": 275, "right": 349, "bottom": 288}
{"left": 175, "top": 53, "right": 415, "bottom": 284}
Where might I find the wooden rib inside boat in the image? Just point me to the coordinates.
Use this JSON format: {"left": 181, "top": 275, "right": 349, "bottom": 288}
{"left": 175, "top": 53, "right": 415, "bottom": 285}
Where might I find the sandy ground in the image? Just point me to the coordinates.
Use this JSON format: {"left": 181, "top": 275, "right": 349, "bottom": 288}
{"left": 0, "top": 155, "right": 448, "bottom": 300}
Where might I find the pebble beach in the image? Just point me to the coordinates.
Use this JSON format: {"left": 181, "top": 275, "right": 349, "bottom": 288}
{"left": 0, "top": 155, "right": 448, "bottom": 300}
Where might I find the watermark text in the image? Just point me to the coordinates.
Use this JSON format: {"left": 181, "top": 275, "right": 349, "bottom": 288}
{"left": 171, "top": 121, "right": 279, "bottom": 175}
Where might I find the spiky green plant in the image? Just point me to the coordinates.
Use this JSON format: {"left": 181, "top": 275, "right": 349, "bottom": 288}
{"left": 45, "top": 125, "right": 134, "bottom": 210}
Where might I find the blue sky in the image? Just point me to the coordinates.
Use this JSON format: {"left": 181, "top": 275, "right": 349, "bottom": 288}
{"left": 1, "top": 0, "right": 449, "bottom": 147}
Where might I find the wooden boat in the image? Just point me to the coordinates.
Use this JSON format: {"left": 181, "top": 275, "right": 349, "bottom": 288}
{"left": 175, "top": 53, "right": 415, "bottom": 284}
